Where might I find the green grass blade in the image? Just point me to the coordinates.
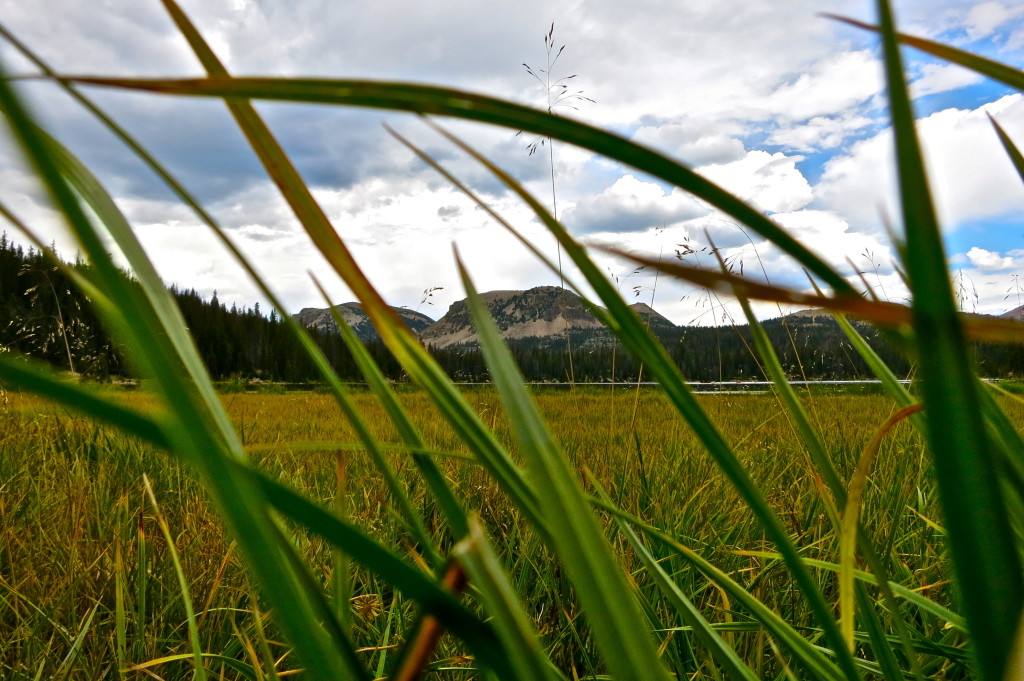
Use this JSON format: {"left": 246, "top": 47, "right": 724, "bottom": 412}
{"left": 0, "top": 199, "right": 111, "bottom": 309}
{"left": 0, "top": 354, "right": 169, "bottom": 448}
{"left": 432, "top": 123, "right": 863, "bottom": 680}
{"left": 829, "top": 15, "right": 1024, "bottom": 92}
{"left": 733, "top": 294, "right": 921, "bottom": 676}
{"left": 458, "top": 254, "right": 675, "bottom": 681}
{"left": 630, "top": 524, "right": 847, "bottom": 681}
{"left": 746, "top": 552, "right": 967, "bottom": 633}
{"left": 278, "top": 285, "right": 443, "bottom": 569}
{"left": 34, "top": 123, "right": 240, "bottom": 452}
{"left": 876, "top": 3, "right": 1022, "bottom": 678}
{"left": 333, "top": 449, "right": 352, "bottom": 637}
{"left": 452, "top": 518, "right": 562, "bottom": 681}
{"left": 312, "top": 276, "right": 468, "bottom": 542}
{"left": 63, "top": 73, "right": 853, "bottom": 295}
{"left": 114, "top": 532, "right": 128, "bottom": 681}
{"left": 130, "top": 653, "right": 259, "bottom": 681}
{"left": 852, "top": 586, "right": 906, "bottom": 681}
{"left": 53, "top": 601, "right": 99, "bottom": 679}
{"left": 980, "top": 385, "right": 1024, "bottom": 483}
{"left": 0, "top": 60, "right": 364, "bottom": 681}
{"left": 832, "top": 313, "right": 916, "bottom": 410}
{"left": 733, "top": 294, "right": 844, "bottom": 508}
{"left": 247, "top": 464, "right": 517, "bottom": 676}
{"left": 988, "top": 113, "right": 1024, "bottom": 186}
{"left": 156, "top": 0, "right": 546, "bottom": 541}
{"left": 39, "top": 113, "right": 374, "bottom": 679}
{"left": 143, "top": 477, "right": 207, "bottom": 681}
{"left": 591, "top": 481, "right": 759, "bottom": 681}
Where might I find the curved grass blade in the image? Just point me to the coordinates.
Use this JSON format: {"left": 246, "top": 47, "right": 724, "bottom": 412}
{"left": 451, "top": 518, "right": 562, "bottom": 681}
{"left": 4, "top": 13, "right": 414, "bottom": 487}
{"left": 831, "top": 312, "right": 916, "bottom": 410}
{"left": 743, "top": 551, "right": 967, "bottom": 633}
{"left": 589, "top": 479, "right": 759, "bottom": 681}
{"left": 130, "top": 653, "right": 259, "bottom": 680}
{"left": 729, "top": 282, "right": 924, "bottom": 679}
{"left": 155, "top": 0, "right": 545, "bottom": 540}
{"left": 827, "top": 15, "right": 1024, "bottom": 92}
{"left": 37, "top": 9, "right": 500, "bottom": 666}
{"left": 430, "top": 122, "right": 864, "bottom": 680}
{"left": 0, "top": 354, "right": 169, "bottom": 449}
{"left": 52, "top": 601, "right": 99, "bottom": 679}
{"left": 0, "top": 62, "right": 366, "bottom": 681}
{"left": 875, "top": 3, "right": 1022, "bottom": 678}
{"left": 608, "top": 249, "right": 1024, "bottom": 345}
{"left": 31, "top": 120, "right": 240, "bottom": 453}
{"left": 246, "top": 464, "right": 517, "bottom": 677}
{"left": 284, "top": 283, "right": 443, "bottom": 568}
{"left": 61, "top": 73, "right": 853, "bottom": 295}
{"left": 731, "top": 291, "right": 844, "bottom": 509}
{"left": 311, "top": 275, "right": 469, "bottom": 540}
{"left": 839, "top": 405, "right": 921, "bottom": 651}
{"left": 988, "top": 113, "right": 1024, "bottom": 186}
{"left": 143, "top": 476, "right": 207, "bottom": 681}
{"left": 458, "top": 253, "right": 675, "bottom": 681}
{"left": 622, "top": 520, "right": 847, "bottom": 681}
{"left": 0, "top": 199, "right": 111, "bottom": 311}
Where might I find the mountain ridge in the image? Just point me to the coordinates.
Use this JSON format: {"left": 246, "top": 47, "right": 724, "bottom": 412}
{"left": 295, "top": 285, "right": 678, "bottom": 349}
{"left": 293, "top": 303, "right": 434, "bottom": 342}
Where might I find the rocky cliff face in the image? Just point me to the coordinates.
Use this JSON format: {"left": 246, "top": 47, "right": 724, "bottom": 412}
{"left": 292, "top": 303, "right": 434, "bottom": 342}
{"left": 419, "top": 285, "right": 676, "bottom": 349}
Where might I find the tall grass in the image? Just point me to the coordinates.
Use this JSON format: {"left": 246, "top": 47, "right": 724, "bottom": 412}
{"left": 1, "top": 389, "right": 983, "bottom": 678}
{"left": 1, "top": 0, "right": 1022, "bottom": 679}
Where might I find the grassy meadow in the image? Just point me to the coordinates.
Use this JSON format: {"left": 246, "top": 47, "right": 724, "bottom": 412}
{"left": 2, "top": 0, "right": 1024, "bottom": 679}
{"left": 1, "top": 386, "right": 988, "bottom": 678}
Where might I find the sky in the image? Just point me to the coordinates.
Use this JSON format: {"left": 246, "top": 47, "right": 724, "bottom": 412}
{"left": 0, "top": 0, "right": 1023, "bottom": 326}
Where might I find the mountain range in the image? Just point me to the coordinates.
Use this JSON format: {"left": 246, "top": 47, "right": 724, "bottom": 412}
{"left": 294, "top": 285, "right": 1024, "bottom": 350}
{"left": 293, "top": 285, "right": 678, "bottom": 349}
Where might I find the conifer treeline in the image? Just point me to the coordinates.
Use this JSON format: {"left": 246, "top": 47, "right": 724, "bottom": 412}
{"left": 3, "top": 234, "right": 1023, "bottom": 383}
{"left": 0, "top": 234, "right": 397, "bottom": 382}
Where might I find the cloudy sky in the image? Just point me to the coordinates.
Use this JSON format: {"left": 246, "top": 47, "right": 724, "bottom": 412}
{"left": 1, "top": 0, "right": 1023, "bottom": 325}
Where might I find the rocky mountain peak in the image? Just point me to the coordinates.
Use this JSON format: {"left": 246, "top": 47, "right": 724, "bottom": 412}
{"left": 420, "top": 286, "right": 677, "bottom": 349}
{"left": 292, "top": 303, "right": 434, "bottom": 343}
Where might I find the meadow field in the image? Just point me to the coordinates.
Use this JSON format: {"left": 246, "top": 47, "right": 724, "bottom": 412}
{"left": 1, "top": 386, "right": 997, "bottom": 679}
{"left": 2, "top": 1, "right": 1023, "bottom": 679}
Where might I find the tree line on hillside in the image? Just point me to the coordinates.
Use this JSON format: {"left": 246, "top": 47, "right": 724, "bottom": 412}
{"left": 3, "top": 233, "right": 1024, "bottom": 383}
{"left": 0, "top": 234, "right": 400, "bottom": 382}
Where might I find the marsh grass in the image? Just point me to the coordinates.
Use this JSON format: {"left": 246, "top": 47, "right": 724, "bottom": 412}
{"left": 0, "top": 389, "right": 977, "bottom": 678}
{"left": 0, "top": 0, "right": 1023, "bottom": 679}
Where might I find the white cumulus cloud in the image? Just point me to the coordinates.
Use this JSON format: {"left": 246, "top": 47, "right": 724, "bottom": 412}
{"left": 964, "top": 1, "right": 1024, "bottom": 41}
{"left": 911, "top": 63, "right": 984, "bottom": 98}
{"left": 698, "top": 150, "right": 813, "bottom": 214}
{"left": 816, "top": 94, "right": 1024, "bottom": 233}
{"left": 966, "top": 246, "right": 1020, "bottom": 271}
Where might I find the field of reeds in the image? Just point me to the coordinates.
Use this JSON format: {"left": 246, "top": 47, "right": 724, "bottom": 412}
{"left": 2, "top": 0, "right": 1024, "bottom": 679}
{"left": 2, "top": 387, "right": 997, "bottom": 679}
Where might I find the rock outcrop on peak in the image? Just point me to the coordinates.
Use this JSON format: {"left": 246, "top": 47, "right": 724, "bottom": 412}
{"left": 293, "top": 303, "right": 434, "bottom": 343}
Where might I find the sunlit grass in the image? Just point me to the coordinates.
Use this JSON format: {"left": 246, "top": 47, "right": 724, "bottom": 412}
{"left": 1, "top": 389, "right": 980, "bottom": 678}
{"left": 1, "top": 0, "right": 1023, "bottom": 678}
